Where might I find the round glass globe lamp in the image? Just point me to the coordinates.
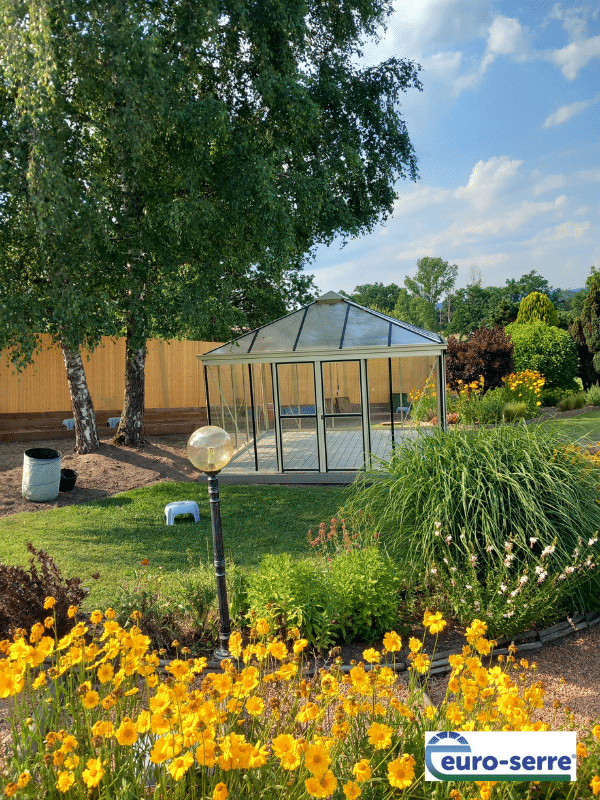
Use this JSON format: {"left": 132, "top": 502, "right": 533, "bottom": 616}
{"left": 187, "top": 426, "right": 234, "bottom": 474}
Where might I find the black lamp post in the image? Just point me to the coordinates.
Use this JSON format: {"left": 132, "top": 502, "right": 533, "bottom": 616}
{"left": 187, "top": 425, "right": 234, "bottom": 661}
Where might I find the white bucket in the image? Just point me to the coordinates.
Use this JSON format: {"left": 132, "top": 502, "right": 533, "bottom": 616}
{"left": 22, "top": 448, "right": 62, "bottom": 502}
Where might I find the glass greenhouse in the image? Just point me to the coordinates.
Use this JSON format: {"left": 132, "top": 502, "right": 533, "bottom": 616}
{"left": 199, "top": 291, "right": 447, "bottom": 474}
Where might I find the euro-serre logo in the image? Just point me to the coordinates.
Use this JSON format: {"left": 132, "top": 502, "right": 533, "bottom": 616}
{"left": 425, "top": 731, "right": 576, "bottom": 782}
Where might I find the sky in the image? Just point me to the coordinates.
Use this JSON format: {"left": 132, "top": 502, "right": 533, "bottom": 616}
{"left": 310, "top": 0, "right": 600, "bottom": 297}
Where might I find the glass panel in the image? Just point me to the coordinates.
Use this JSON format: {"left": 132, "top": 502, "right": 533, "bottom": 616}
{"left": 277, "top": 363, "right": 319, "bottom": 471}
{"left": 295, "top": 301, "right": 348, "bottom": 349}
{"left": 389, "top": 323, "right": 437, "bottom": 346}
{"left": 251, "top": 308, "right": 305, "bottom": 353}
{"left": 342, "top": 306, "right": 391, "bottom": 348}
{"left": 322, "top": 361, "right": 361, "bottom": 415}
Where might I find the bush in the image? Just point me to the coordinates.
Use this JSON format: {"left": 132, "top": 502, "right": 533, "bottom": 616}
{"left": 504, "top": 370, "right": 544, "bottom": 417}
{"left": 340, "top": 424, "right": 600, "bottom": 632}
{"left": 506, "top": 321, "right": 579, "bottom": 388}
{"left": 557, "top": 393, "right": 586, "bottom": 412}
{"left": 516, "top": 291, "right": 559, "bottom": 326}
{"left": 540, "top": 385, "right": 572, "bottom": 407}
{"left": 246, "top": 547, "right": 401, "bottom": 649}
{"left": 0, "top": 543, "right": 86, "bottom": 639}
{"left": 586, "top": 383, "right": 600, "bottom": 406}
{"left": 502, "top": 401, "right": 527, "bottom": 421}
{"left": 446, "top": 326, "right": 514, "bottom": 393}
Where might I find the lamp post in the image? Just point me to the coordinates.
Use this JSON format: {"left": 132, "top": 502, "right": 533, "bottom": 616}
{"left": 187, "top": 425, "right": 234, "bottom": 661}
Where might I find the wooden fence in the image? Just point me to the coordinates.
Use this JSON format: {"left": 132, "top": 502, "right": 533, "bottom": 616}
{"left": 0, "top": 336, "right": 221, "bottom": 414}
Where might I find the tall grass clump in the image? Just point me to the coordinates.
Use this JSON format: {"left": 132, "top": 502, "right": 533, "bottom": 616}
{"left": 341, "top": 424, "right": 600, "bottom": 634}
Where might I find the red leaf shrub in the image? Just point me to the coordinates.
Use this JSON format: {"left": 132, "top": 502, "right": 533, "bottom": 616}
{"left": 446, "top": 326, "right": 514, "bottom": 393}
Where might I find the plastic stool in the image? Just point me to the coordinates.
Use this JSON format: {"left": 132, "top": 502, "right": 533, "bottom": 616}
{"left": 165, "top": 501, "right": 200, "bottom": 525}
{"left": 62, "top": 418, "right": 75, "bottom": 430}
{"left": 107, "top": 417, "right": 120, "bottom": 428}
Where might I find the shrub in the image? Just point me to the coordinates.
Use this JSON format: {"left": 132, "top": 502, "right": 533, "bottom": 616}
{"left": 506, "top": 321, "right": 579, "bottom": 389}
{"left": 540, "top": 385, "right": 572, "bottom": 407}
{"left": 407, "top": 374, "right": 437, "bottom": 421}
{"left": 340, "top": 424, "right": 600, "bottom": 629}
{"left": 516, "top": 291, "right": 559, "bottom": 326}
{"left": 502, "top": 401, "right": 527, "bottom": 421}
{"left": 504, "top": 370, "right": 544, "bottom": 417}
{"left": 246, "top": 547, "right": 401, "bottom": 648}
{"left": 446, "top": 326, "right": 514, "bottom": 392}
{"left": 557, "top": 393, "right": 586, "bottom": 412}
{"left": 476, "top": 386, "right": 507, "bottom": 423}
{"left": 586, "top": 383, "right": 600, "bottom": 406}
{"left": 0, "top": 543, "right": 86, "bottom": 639}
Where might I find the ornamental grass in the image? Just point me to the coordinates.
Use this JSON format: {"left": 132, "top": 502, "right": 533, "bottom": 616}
{"left": 1, "top": 605, "right": 600, "bottom": 799}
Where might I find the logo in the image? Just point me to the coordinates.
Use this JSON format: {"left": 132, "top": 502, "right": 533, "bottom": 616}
{"left": 425, "top": 732, "right": 576, "bottom": 782}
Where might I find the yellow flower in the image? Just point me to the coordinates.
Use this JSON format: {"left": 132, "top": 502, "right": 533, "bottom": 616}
{"left": 213, "top": 782, "right": 228, "bottom": 800}
{"left": 343, "top": 781, "right": 361, "bottom": 799}
{"left": 591, "top": 775, "right": 600, "bottom": 796}
{"left": 255, "top": 618, "right": 269, "bottom": 635}
{"left": 408, "top": 637, "right": 422, "bottom": 653}
{"left": 245, "top": 696, "right": 264, "bottom": 716}
{"left": 82, "top": 757, "right": 104, "bottom": 788}
{"left": 3, "top": 783, "right": 18, "bottom": 797}
{"left": 362, "top": 648, "right": 380, "bottom": 664}
{"left": 411, "top": 653, "right": 430, "bottom": 673}
{"left": 67, "top": 605, "right": 78, "bottom": 618}
{"left": 382, "top": 631, "right": 402, "bottom": 652}
{"left": 293, "top": 638, "right": 309, "bottom": 654}
{"left": 304, "top": 742, "right": 331, "bottom": 777}
{"left": 44, "top": 596, "right": 57, "bottom": 609}
{"left": 97, "top": 663, "right": 114, "bottom": 684}
{"left": 168, "top": 752, "right": 194, "bottom": 781}
{"left": 272, "top": 734, "right": 300, "bottom": 770}
{"left": 56, "top": 771, "right": 75, "bottom": 793}
{"left": 90, "top": 610, "right": 103, "bottom": 624}
{"left": 593, "top": 725, "right": 600, "bottom": 739}
{"left": 577, "top": 742, "right": 588, "bottom": 758}
{"left": 297, "top": 702, "right": 320, "bottom": 723}
{"left": 353, "top": 759, "right": 372, "bottom": 782}
{"left": 446, "top": 702, "right": 465, "bottom": 725}
{"left": 388, "top": 754, "right": 415, "bottom": 790}
{"left": 305, "top": 770, "right": 337, "bottom": 798}
{"left": 229, "top": 631, "right": 243, "bottom": 658}
{"left": 423, "top": 611, "right": 446, "bottom": 634}
{"left": 267, "top": 640, "right": 288, "bottom": 661}
{"left": 367, "top": 722, "right": 392, "bottom": 750}
{"left": 115, "top": 718, "right": 138, "bottom": 747}
{"left": 82, "top": 690, "right": 100, "bottom": 709}
{"left": 17, "top": 771, "right": 30, "bottom": 788}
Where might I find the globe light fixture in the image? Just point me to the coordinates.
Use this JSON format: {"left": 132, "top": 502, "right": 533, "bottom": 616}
{"left": 187, "top": 426, "right": 234, "bottom": 660}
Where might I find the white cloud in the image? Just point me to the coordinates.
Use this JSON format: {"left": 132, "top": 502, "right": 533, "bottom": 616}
{"left": 576, "top": 169, "right": 600, "bottom": 182}
{"left": 392, "top": 184, "right": 452, "bottom": 215}
{"left": 551, "top": 35, "right": 600, "bottom": 80}
{"left": 387, "top": 0, "right": 492, "bottom": 56}
{"left": 543, "top": 98, "right": 598, "bottom": 128}
{"left": 480, "top": 15, "right": 530, "bottom": 74}
{"left": 551, "top": 220, "right": 592, "bottom": 240}
{"left": 547, "top": 4, "right": 590, "bottom": 42}
{"left": 454, "top": 156, "right": 523, "bottom": 210}
{"left": 532, "top": 173, "right": 566, "bottom": 195}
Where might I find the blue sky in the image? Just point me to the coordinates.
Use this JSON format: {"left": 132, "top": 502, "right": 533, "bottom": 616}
{"left": 310, "top": 0, "right": 600, "bottom": 297}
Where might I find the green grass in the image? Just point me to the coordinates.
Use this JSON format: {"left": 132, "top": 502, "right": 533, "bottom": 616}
{"left": 0, "top": 482, "right": 343, "bottom": 609}
{"left": 545, "top": 408, "right": 600, "bottom": 446}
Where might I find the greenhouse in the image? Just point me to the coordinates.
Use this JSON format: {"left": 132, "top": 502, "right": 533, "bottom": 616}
{"left": 199, "top": 291, "right": 447, "bottom": 475}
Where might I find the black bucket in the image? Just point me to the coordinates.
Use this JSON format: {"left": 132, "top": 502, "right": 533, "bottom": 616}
{"left": 59, "top": 468, "right": 78, "bottom": 492}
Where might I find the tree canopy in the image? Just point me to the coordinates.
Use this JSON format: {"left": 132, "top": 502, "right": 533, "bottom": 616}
{"left": 1, "top": 0, "right": 422, "bottom": 448}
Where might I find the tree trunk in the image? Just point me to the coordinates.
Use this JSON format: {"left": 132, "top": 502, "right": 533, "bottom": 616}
{"left": 112, "top": 322, "right": 146, "bottom": 447}
{"left": 60, "top": 343, "right": 101, "bottom": 454}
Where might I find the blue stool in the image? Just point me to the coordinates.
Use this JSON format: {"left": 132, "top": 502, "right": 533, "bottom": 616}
{"left": 62, "top": 418, "right": 75, "bottom": 430}
{"left": 107, "top": 417, "right": 120, "bottom": 428}
{"left": 165, "top": 501, "right": 200, "bottom": 525}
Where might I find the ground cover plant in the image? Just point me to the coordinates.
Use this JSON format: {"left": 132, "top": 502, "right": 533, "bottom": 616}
{"left": 340, "top": 423, "right": 600, "bottom": 637}
{"left": 2, "top": 607, "right": 600, "bottom": 799}
{"left": 0, "top": 484, "right": 344, "bottom": 610}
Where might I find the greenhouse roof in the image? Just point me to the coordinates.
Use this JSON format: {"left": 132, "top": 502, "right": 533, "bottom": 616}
{"left": 201, "top": 292, "right": 445, "bottom": 363}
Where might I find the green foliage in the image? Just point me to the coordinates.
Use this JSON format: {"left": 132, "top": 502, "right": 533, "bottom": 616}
{"left": 585, "top": 383, "right": 600, "bottom": 406}
{"left": 475, "top": 386, "right": 507, "bottom": 424}
{"left": 446, "top": 326, "right": 514, "bottom": 392}
{"left": 502, "top": 401, "right": 528, "bottom": 421}
{"left": 402, "top": 256, "right": 458, "bottom": 331}
{"left": 557, "top": 393, "right": 586, "bottom": 412}
{"left": 246, "top": 547, "right": 401, "bottom": 649}
{"left": 341, "top": 283, "right": 402, "bottom": 314}
{"left": 506, "top": 321, "right": 579, "bottom": 388}
{"left": 0, "top": 543, "right": 86, "bottom": 640}
{"left": 570, "top": 266, "right": 600, "bottom": 388}
{"left": 540, "top": 386, "right": 572, "bottom": 407}
{"left": 340, "top": 425, "right": 600, "bottom": 616}
{"left": 503, "top": 270, "right": 551, "bottom": 303}
{"left": 516, "top": 291, "right": 559, "bottom": 326}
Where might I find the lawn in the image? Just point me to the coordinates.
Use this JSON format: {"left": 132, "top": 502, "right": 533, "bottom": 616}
{"left": 545, "top": 407, "right": 600, "bottom": 445}
{"left": 0, "top": 481, "right": 344, "bottom": 608}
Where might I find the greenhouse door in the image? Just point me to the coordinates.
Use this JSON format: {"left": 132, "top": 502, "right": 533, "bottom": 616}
{"left": 320, "top": 360, "right": 367, "bottom": 471}
{"left": 274, "top": 362, "right": 320, "bottom": 471}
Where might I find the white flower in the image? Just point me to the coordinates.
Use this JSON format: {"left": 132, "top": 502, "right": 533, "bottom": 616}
{"left": 474, "top": 602, "right": 481, "bottom": 612}
{"left": 588, "top": 538, "right": 598, "bottom": 547}
{"left": 435, "top": 521, "right": 442, "bottom": 530}
{"left": 503, "top": 554, "right": 514, "bottom": 567}
{"left": 465, "top": 584, "right": 472, "bottom": 590}
{"left": 445, "top": 535, "right": 452, "bottom": 544}
{"left": 564, "top": 566, "right": 575, "bottom": 575}
{"left": 443, "top": 557, "right": 449, "bottom": 565}
{"left": 498, "top": 583, "right": 507, "bottom": 593}
{"left": 485, "top": 545, "right": 493, "bottom": 553}
{"left": 529, "top": 537, "right": 538, "bottom": 547}
{"left": 504, "top": 541, "right": 513, "bottom": 552}
{"left": 503, "top": 610, "right": 515, "bottom": 618}
{"left": 537, "top": 570, "right": 547, "bottom": 583}
{"left": 541, "top": 545, "right": 555, "bottom": 558}
{"left": 519, "top": 575, "right": 528, "bottom": 585}
{"left": 469, "top": 554, "right": 477, "bottom": 567}
{"left": 430, "top": 567, "right": 438, "bottom": 576}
